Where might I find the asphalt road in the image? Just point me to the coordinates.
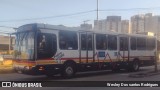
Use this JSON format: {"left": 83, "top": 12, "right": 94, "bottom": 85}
{"left": 0, "top": 65, "right": 160, "bottom": 90}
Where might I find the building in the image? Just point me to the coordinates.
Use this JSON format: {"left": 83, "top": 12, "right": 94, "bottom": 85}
{"left": 94, "top": 16, "right": 121, "bottom": 32}
{"left": 80, "top": 23, "right": 92, "bottom": 30}
{"left": 121, "top": 20, "right": 130, "bottom": 33}
{"left": 106, "top": 16, "right": 121, "bottom": 32}
{"left": 0, "top": 35, "right": 15, "bottom": 54}
{"left": 131, "top": 13, "right": 160, "bottom": 41}
{"left": 144, "top": 13, "right": 154, "bottom": 32}
{"left": 131, "top": 14, "right": 145, "bottom": 34}
{"left": 94, "top": 19, "right": 106, "bottom": 31}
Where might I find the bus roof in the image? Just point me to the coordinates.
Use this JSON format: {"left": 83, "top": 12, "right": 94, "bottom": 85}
{"left": 17, "top": 23, "right": 83, "bottom": 32}
{"left": 17, "top": 23, "right": 156, "bottom": 38}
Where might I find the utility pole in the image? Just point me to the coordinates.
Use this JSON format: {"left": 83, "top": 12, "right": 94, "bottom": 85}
{"left": 9, "top": 34, "right": 11, "bottom": 54}
{"left": 97, "top": 0, "right": 99, "bottom": 21}
{"left": 155, "top": 23, "right": 159, "bottom": 72}
{"left": 96, "top": 0, "right": 99, "bottom": 31}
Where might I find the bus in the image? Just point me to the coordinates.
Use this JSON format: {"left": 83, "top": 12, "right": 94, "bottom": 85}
{"left": 13, "top": 23, "right": 156, "bottom": 78}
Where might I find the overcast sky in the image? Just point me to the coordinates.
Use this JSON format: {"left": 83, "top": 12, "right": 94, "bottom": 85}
{"left": 1, "top": 0, "right": 160, "bottom": 32}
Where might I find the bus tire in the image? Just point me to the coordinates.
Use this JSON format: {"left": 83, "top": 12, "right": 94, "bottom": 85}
{"left": 61, "top": 62, "right": 76, "bottom": 78}
{"left": 131, "top": 60, "right": 139, "bottom": 71}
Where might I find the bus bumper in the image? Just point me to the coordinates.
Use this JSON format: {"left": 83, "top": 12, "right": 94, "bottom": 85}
{"left": 13, "top": 64, "right": 63, "bottom": 75}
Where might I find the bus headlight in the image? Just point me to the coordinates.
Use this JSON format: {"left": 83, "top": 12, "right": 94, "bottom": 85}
{"left": 24, "top": 66, "right": 33, "bottom": 70}
{"left": 38, "top": 66, "right": 44, "bottom": 71}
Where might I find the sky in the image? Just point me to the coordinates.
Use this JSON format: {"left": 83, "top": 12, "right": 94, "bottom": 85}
{"left": 1, "top": 0, "right": 160, "bottom": 32}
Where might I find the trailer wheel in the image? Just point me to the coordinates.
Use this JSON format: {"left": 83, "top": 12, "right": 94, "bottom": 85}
{"left": 61, "top": 63, "right": 76, "bottom": 78}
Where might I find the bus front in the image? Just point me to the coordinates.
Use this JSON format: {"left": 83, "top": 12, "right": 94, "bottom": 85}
{"left": 13, "top": 24, "right": 39, "bottom": 75}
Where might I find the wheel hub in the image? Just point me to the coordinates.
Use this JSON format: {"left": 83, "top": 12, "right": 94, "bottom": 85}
{"left": 66, "top": 66, "right": 73, "bottom": 75}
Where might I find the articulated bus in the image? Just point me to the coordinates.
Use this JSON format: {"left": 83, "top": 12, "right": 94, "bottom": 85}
{"left": 13, "top": 23, "right": 156, "bottom": 78}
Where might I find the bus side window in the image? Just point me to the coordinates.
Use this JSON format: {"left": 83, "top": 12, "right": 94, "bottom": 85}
{"left": 59, "top": 31, "right": 78, "bottom": 50}
{"left": 87, "top": 35, "right": 93, "bottom": 50}
{"left": 130, "top": 37, "right": 137, "bottom": 50}
{"left": 81, "top": 34, "right": 86, "bottom": 50}
{"left": 39, "top": 35, "right": 46, "bottom": 49}
{"left": 147, "top": 38, "right": 155, "bottom": 50}
{"left": 96, "top": 34, "right": 107, "bottom": 50}
{"left": 119, "top": 37, "right": 128, "bottom": 51}
{"left": 137, "top": 37, "right": 146, "bottom": 50}
{"left": 108, "top": 35, "right": 117, "bottom": 50}
{"left": 81, "top": 34, "right": 93, "bottom": 50}
{"left": 37, "top": 33, "right": 57, "bottom": 59}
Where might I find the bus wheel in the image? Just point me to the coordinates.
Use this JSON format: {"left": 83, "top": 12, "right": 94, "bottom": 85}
{"left": 61, "top": 63, "right": 76, "bottom": 78}
{"left": 132, "top": 60, "right": 139, "bottom": 71}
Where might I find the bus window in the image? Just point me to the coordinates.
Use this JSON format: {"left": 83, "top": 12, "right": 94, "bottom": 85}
{"left": 147, "top": 38, "right": 155, "bottom": 50}
{"left": 137, "top": 37, "right": 146, "bottom": 50}
{"left": 81, "top": 34, "right": 93, "bottom": 50}
{"left": 108, "top": 35, "right": 117, "bottom": 50}
{"left": 130, "top": 37, "right": 137, "bottom": 50}
{"left": 96, "top": 34, "right": 107, "bottom": 50}
{"left": 59, "top": 31, "right": 78, "bottom": 50}
{"left": 119, "top": 37, "right": 128, "bottom": 51}
{"left": 14, "top": 32, "right": 35, "bottom": 60}
{"left": 37, "top": 33, "right": 57, "bottom": 59}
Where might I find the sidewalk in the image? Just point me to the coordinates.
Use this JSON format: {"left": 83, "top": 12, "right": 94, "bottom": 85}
{"left": 0, "top": 65, "right": 14, "bottom": 74}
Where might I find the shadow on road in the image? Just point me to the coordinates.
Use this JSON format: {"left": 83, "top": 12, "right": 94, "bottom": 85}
{"left": 17, "top": 68, "right": 150, "bottom": 81}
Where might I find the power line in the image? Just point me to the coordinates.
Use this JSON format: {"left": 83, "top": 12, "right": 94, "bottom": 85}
{"left": 0, "top": 25, "right": 17, "bottom": 29}
{"left": 1, "top": 7, "right": 160, "bottom": 23}
{"left": 99, "top": 7, "right": 160, "bottom": 11}
{"left": 0, "top": 10, "right": 96, "bottom": 22}
{"left": 0, "top": 31, "right": 12, "bottom": 34}
{"left": 0, "top": 30, "right": 14, "bottom": 33}
{"left": 0, "top": 29, "right": 15, "bottom": 33}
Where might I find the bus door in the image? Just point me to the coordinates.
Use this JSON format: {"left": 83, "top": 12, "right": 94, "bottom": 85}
{"left": 118, "top": 35, "right": 129, "bottom": 62}
{"left": 79, "top": 32, "right": 94, "bottom": 63}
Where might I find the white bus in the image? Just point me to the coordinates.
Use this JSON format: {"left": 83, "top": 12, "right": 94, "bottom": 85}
{"left": 13, "top": 23, "right": 156, "bottom": 78}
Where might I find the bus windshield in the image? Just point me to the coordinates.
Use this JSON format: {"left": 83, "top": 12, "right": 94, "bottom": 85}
{"left": 14, "top": 32, "right": 34, "bottom": 61}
